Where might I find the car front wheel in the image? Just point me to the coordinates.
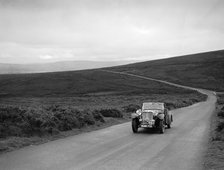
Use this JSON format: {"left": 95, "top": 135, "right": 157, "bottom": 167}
{"left": 167, "top": 115, "right": 173, "bottom": 128}
{"left": 167, "top": 123, "right": 171, "bottom": 129}
{"left": 159, "top": 120, "right": 165, "bottom": 134}
{"left": 132, "top": 119, "right": 138, "bottom": 133}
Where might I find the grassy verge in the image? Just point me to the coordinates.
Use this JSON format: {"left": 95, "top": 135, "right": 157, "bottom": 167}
{"left": 0, "top": 92, "right": 206, "bottom": 154}
{"left": 204, "top": 93, "right": 224, "bottom": 169}
{"left": 0, "top": 116, "right": 127, "bottom": 153}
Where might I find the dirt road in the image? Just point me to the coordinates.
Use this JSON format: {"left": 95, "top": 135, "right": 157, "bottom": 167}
{"left": 0, "top": 72, "right": 216, "bottom": 170}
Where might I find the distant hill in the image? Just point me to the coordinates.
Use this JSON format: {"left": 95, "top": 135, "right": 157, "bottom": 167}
{"left": 0, "top": 60, "right": 136, "bottom": 74}
{"left": 108, "top": 50, "right": 224, "bottom": 91}
{"left": 0, "top": 50, "right": 223, "bottom": 98}
{"left": 0, "top": 69, "right": 197, "bottom": 98}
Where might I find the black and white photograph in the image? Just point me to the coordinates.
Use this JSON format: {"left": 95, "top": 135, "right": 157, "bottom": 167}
{"left": 0, "top": 0, "right": 224, "bottom": 169}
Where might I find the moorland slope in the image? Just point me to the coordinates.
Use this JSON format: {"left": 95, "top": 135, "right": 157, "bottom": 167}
{"left": 108, "top": 50, "right": 224, "bottom": 91}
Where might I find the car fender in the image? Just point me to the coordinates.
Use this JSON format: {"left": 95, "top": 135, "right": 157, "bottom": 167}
{"left": 166, "top": 113, "right": 173, "bottom": 124}
{"left": 131, "top": 113, "right": 140, "bottom": 119}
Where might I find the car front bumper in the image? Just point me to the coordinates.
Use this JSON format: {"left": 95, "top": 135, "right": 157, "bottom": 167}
{"left": 140, "top": 120, "right": 155, "bottom": 128}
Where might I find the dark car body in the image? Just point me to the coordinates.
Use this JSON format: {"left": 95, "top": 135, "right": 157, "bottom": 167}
{"left": 131, "top": 102, "right": 173, "bottom": 133}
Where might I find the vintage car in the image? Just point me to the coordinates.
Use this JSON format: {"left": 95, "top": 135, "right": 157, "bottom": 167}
{"left": 131, "top": 102, "right": 173, "bottom": 134}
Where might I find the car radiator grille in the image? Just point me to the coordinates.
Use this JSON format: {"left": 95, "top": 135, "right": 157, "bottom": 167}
{"left": 142, "top": 112, "right": 153, "bottom": 122}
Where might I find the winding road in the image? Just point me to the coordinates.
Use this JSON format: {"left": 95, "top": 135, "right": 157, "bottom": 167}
{"left": 0, "top": 71, "right": 216, "bottom": 170}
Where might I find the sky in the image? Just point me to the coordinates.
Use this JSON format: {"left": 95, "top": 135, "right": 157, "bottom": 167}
{"left": 0, "top": 0, "right": 224, "bottom": 64}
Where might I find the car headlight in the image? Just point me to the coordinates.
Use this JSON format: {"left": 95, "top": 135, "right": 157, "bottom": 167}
{"left": 136, "top": 109, "right": 142, "bottom": 115}
{"left": 153, "top": 112, "right": 158, "bottom": 116}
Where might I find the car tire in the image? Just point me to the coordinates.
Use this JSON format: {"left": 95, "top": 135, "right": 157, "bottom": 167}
{"left": 168, "top": 115, "right": 173, "bottom": 128}
{"left": 167, "top": 123, "right": 171, "bottom": 129}
{"left": 159, "top": 120, "right": 165, "bottom": 134}
{"left": 132, "top": 119, "right": 138, "bottom": 133}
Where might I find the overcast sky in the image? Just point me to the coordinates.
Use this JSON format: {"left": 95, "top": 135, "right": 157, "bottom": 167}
{"left": 0, "top": 0, "right": 223, "bottom": 64}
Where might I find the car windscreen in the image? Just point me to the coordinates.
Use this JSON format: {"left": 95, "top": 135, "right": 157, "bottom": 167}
{"left": 142, "top": 103, "right": 164, "bottom": 110}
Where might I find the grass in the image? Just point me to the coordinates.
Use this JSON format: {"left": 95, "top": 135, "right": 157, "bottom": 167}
{"left": 0, "top": 69, "right": 206, "bottom": 97}
{"left": 204, "top": 94, "right": 224, "bottom": 170}
{"left": 0, "top": 69, "right": 207, "bottom": 153}
{"left": 0, "top": 117, "right": 127, "bottom": 153}
{"left": 108, "top": 50, "right": 224, "bottom": 91}
{"left": 0, "top": 104, "right": 130, "bottom": 138}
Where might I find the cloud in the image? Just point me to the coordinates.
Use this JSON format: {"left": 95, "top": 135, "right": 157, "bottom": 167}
{"left": 0, "top": 0, "right": 224, "bottom": 63}
{"left": 39, "top": 55, "right": 53, "bottom": 60}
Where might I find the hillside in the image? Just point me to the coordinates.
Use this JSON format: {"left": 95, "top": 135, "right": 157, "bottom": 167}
{"left": 1, "top": 50, "right": 223, "bottom": 92}
{"left": 0, "top": 70, "right": 199, "bottom": 98}
{"left": 108, "top": 50, "right": 224, "bottom": 91}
